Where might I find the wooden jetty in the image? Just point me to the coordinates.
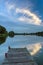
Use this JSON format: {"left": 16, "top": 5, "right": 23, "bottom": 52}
{"left": 2, "top": 47, "right": 38, "bottom": 65}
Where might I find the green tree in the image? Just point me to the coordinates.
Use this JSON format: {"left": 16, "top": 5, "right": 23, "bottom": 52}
{"left": 0, "top": 25, "right": 7, "bottom": 34}
{"left": 9, "top": 31, "right": 15, "bottom": 37}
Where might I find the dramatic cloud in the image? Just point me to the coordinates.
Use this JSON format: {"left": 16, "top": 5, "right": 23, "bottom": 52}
{"left": 2, "top": 1, "right": 42, "bottom": 25}
{"left": 16, "top": 8, "right": 42, "bottom": 25}
{"left": 18, "top": 16, "right": 38, "bottom": 24}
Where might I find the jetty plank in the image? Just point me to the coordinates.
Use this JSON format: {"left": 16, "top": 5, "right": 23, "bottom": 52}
{"left": 2, "top": 47, "right": 38, "bottom": 65}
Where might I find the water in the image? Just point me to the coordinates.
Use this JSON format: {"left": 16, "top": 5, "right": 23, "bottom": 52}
{"left": 0, "top": 35, "right": 43, "bottom": 65}
{"left": 0, "top": 22, "right": 43, "bottom": 65}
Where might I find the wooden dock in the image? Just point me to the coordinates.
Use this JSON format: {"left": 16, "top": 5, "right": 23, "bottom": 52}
{"left": 2, "top": 47, "right": 38, "bottom": 65}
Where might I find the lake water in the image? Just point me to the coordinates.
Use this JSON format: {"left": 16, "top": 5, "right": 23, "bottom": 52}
{"left": 0, "top": 35, "right": 43, "bottom": 65}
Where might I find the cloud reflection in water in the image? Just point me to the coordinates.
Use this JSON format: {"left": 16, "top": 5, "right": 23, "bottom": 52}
{"left": 27, "top": 43, "right": 42, "bottom": 56}
{"left": 21, "top": 43, "right": 42, "bottom": 56}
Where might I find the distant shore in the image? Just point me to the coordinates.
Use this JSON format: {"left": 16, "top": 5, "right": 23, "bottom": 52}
{"left": 0, "top": 31, "right": 43, "bottom": 37}
{"left": 12, "top": 31, "right": 43, "bottom": 37}
{"left": 0, "top": 25, "right": 43, "bottom": 37}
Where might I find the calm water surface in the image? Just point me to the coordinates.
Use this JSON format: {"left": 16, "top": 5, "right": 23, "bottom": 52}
{"left": 0, "top": 35, "right": 43, "bottom": 65}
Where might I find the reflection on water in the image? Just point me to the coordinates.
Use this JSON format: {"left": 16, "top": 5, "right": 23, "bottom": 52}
{"left": 26, "top": 43, "right": 42, "bottom": 56}
{"left": 0, "top": 35, "right": 43, "bottom": 65}
{"left": 0, "top": 37, "right": 7, "bottom": 44}
{"left": 0, "top": 34, "right": 14, "bottom": 45}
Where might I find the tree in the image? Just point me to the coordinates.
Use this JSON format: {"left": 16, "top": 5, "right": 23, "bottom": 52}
{"left": 8, "top": 31, "right": 15, "bottom": 37}
{"left": 0, "top": 25, "right": 6, "bottom": 34}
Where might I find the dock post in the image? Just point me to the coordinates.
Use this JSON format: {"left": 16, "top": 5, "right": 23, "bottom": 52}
{"left": 8, "top": 46, "right": 11, "bottom": 50}
{"left": 5, "top": 53, "right": 7, "bottom": 58}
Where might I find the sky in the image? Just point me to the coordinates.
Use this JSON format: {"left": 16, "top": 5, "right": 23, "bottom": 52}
{"left": 0, "top": 0, "right": 43, "bottom": 32}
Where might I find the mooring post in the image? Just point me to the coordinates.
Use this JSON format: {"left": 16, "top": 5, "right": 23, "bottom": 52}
{"left": 5, "top": 53, "right": 7, "bottom": 58}
{"left": 8, "top": 46, "right": 11, "bottom": 50}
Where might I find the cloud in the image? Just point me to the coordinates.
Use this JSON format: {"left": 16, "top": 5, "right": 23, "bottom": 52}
{"left": 16, "top": 8, "right": 42, "bottom": 25}
{"left": 5, "top": 2, "right": 15, "bottom": 13}
{"left": 4, "top": 1, "right": 42, "bottom": 25}
{"left": 18, "top": 16, "right": 38, "bottom": 24}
